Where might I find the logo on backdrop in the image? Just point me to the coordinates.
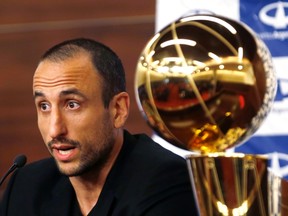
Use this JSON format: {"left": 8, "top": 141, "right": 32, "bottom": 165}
{"left": 269, "top": 152, "right": 288, "bottom": 177}
{"left": 240, "top": 0, "right": 288, "bottom": 56}
{"left": 259, "top": 2, "right": 288, "bottom": 29}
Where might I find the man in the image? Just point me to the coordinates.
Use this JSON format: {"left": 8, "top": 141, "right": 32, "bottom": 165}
{"left": 0, "top": 38, "right": 198, "bottom": 215}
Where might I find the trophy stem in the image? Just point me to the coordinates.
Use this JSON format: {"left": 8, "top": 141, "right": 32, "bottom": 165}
{"left": 186, "top": 153, "right": 268, "bottom": 216}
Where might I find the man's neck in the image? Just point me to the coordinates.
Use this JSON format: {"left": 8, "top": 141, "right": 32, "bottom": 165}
{"left": 69, "top": 133, "right": 124, "bottom": 215}
{"left": 70, "top": 171, "right": 107, "bottom": 216}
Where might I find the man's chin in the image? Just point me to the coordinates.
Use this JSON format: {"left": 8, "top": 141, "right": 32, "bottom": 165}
{"left": 55, "top": 161, "right": 82, "bottom": 177}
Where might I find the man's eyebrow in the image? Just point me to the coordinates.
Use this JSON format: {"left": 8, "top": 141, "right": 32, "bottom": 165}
{"left": 60, "top": 88, "right": 86, "bottom": 98}
{"left": 34, "top": 91, "right": 44, "bottom": 99}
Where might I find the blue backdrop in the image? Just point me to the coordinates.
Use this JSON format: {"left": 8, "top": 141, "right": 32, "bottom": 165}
{"left": 235, "top": 0, "right": 288, "bottom": 179}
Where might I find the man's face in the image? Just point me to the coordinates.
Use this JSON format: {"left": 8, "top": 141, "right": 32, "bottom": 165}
{"left": 33, "top": 52, "right": 115, "bottom": 176}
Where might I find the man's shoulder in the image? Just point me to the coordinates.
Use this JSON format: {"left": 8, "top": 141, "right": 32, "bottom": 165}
{"left": 120, "top": 131, "right": 190, "bottom": 179}
{"left": 12, "top": 157, "right": 61, "bottom": 184}
{"left": 108, "top": 132, "right": 197, "bottom": 215}
{"left": 0, "top": 158, "right": 72, "bottom": 215}
{"left": 125, "top": 131, "right": 187, "bottom": 164}
{"left": 3, "top": 157, "right": 64, "bottom": 201}
{"left": 20, "top": 157, "right": 57, "bottom": 172}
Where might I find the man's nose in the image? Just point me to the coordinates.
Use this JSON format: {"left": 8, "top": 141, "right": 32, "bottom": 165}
{"left": 48, "top": 108, "right": 67, "bottom": 139}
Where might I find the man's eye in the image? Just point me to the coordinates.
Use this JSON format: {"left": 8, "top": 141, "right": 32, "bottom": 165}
{"left": 67, "top": 101, "right": 80, "bottom": 110}
{"left": 40, "top": 103, "right": 50, "bottom": 111}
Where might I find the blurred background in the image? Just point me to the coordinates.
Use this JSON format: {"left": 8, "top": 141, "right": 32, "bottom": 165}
{"left": 2, "top": 0, "right": 288, "bottom": 202}
{"left": 0, "top": 0, "right": 155, "bottom": 194}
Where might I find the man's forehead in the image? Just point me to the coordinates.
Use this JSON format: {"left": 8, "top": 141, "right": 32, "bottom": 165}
{"left": 32, "top": 51, "right": 104, "bottom": 100}
{"left": 33, "top": 87, "right": 87, "bottom": 99}
{"left": 33, "top": 57, "right": 99, "bottom": 85}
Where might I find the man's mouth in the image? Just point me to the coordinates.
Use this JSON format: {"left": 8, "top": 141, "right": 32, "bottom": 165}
{"left": 58, "top": 149, "right": 73, "bottom": 155}
{"left": 51, "top": 144, "right": 78, "bottom": 161}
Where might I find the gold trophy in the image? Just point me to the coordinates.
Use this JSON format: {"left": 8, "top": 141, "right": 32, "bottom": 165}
{"left": 135, "top": 14, "right": 277, "bottom": 215}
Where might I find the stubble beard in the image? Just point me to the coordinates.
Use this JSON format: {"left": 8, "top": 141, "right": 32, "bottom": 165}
{"left": 49, "top": 120, "right": 116, "bottom": 177}
{"left": 56, "top": 131, "right": 115, "bottom": 177}
{"left": 66, "top": 135, "right": 115, "bottom": 177}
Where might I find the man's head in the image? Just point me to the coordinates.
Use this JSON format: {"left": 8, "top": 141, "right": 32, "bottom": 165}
{"left": 33, "top": 38, "right": 130, "bottom": 177}
{"left": 39, "top": 38, "right": 126, "bottom": 108}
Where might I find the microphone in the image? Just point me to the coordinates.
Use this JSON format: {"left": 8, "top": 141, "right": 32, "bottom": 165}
{"left": 0, "top": 154, "right": 27, "bottom": 186}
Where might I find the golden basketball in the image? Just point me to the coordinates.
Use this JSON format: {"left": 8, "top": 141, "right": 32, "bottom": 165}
{"left": 135, "top": 14, "right": 276, "bottom": 153}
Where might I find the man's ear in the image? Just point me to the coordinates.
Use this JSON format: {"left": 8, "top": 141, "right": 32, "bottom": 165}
{"left": 111, "top": 92, "right": 130, "bottom": 128}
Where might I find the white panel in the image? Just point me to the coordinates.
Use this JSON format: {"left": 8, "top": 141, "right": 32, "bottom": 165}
{"left": 156, "top": 0, "right": 240, "bottom": 32}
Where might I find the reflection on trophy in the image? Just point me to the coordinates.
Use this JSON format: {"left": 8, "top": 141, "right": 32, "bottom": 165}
{"left": 134, "top": 14, "right": 279, "bottom": 215}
